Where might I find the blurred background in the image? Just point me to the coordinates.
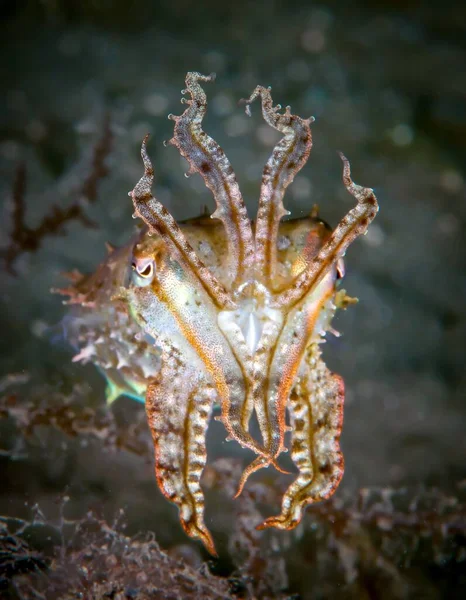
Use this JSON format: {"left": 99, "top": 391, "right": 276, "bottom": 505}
{"left": 0, "top": 1, "right": 465, "bottom": 598}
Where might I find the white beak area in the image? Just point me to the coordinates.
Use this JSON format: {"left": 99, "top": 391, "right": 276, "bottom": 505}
{"left": 242, "top": 310, "right": 263, "bottom": 355}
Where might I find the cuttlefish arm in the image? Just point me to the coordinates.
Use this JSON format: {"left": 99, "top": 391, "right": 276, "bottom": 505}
{"left": 166, "top": 71, "right": 255, "bottom": 288}
{"left": 144, "top": 343, "right": 217, "bottom": 555}
{"left": 273, "top": 155, "right": 379, "bottom": 310}
{"left": 258, "top": 344, "right": 344, "bottom": 530}
{"left": 130, "top": 135, "right": 234, "bottom": 310}
{"left": 251, "top": 155, "right": 377, "bottom": 508}
{"left": 242, "top": 85, "right": 314, "bottom": 288}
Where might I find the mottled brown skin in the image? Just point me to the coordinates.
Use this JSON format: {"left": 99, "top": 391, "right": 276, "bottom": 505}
{"left": 57, "top": 72, "right": 378, "bottom": 555}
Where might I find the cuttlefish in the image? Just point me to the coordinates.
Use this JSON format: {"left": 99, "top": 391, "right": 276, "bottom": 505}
{"left": 56, "top": 72, "right": 378, "bottom": 556}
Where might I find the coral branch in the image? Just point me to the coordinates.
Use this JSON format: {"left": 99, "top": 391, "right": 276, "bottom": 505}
{"left": 3, "top": 114, "right": 113, "bottom": 274}
{"left": 0, "top": 510, "right": 233, "bottom": 599}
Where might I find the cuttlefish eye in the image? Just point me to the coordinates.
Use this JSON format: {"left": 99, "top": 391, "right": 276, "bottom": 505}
{"left": 336, "top": 257, "right": 345, "bottom": 280}
{"left": 131, "top": 256, "right": 155, "bottom": 287}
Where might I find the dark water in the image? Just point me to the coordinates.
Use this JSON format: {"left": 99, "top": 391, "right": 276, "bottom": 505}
{"left": 0, "top": 1, "right": 465, "bottom": 598}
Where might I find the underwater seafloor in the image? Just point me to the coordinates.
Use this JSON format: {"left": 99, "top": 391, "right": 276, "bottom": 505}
{"left": 0, "top": 1, "right": 465, "bottom": 598}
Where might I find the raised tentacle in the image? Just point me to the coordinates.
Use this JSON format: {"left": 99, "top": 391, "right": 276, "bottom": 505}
{"left": 243, "top": 86, "right": 314, "bottom": 287}
{"left": 257, "top": 344, "right": 344, "bottom": 530}
{"left": 166, "top": 72, "right": 254, "bottom": 288}
{"left": 273, "top": 154, "right": 378, "bottom": 309}
{"left": 145, "top": 350, "right": 217, "bottom": 555}
{"left": 130, "top": 136, "right": 235, "bottom": 311}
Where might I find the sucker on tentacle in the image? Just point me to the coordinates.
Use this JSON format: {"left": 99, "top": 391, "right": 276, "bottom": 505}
{"left": 59, "top": 72, "right": 379, "bottom": 555}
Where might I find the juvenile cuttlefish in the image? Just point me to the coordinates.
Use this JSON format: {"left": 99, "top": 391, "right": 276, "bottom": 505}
{"left": 56, "top": 72, "right": 378, "bottom": 556}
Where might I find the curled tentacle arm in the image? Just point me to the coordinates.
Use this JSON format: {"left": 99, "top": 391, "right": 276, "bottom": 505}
{"left": 236, "top": 269, "right": 337, "bottom": 499}
{"left": 258, "top": 345, "right": 345, "bottom": 530}
{"left": 267, "top": 280, "right": 336, "bottom": 460}
{"left": 243, "top": 86, "right": 314, "bottom": 287}
{"left": 145, "top": 352, "right": 217, "bottom": 556}
{"left": 166, "top": 72, "right": 254, "bottom": 288}
{"left": 273, "top": 154, "right": 378, "bottom": 309}
{"left": 130, "top": 136, "right": 235, "bottom": 310}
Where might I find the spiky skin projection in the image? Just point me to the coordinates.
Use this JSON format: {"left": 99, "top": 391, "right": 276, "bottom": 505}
{"left": 56, "top": 72, "right": 378, "bottom": 556}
